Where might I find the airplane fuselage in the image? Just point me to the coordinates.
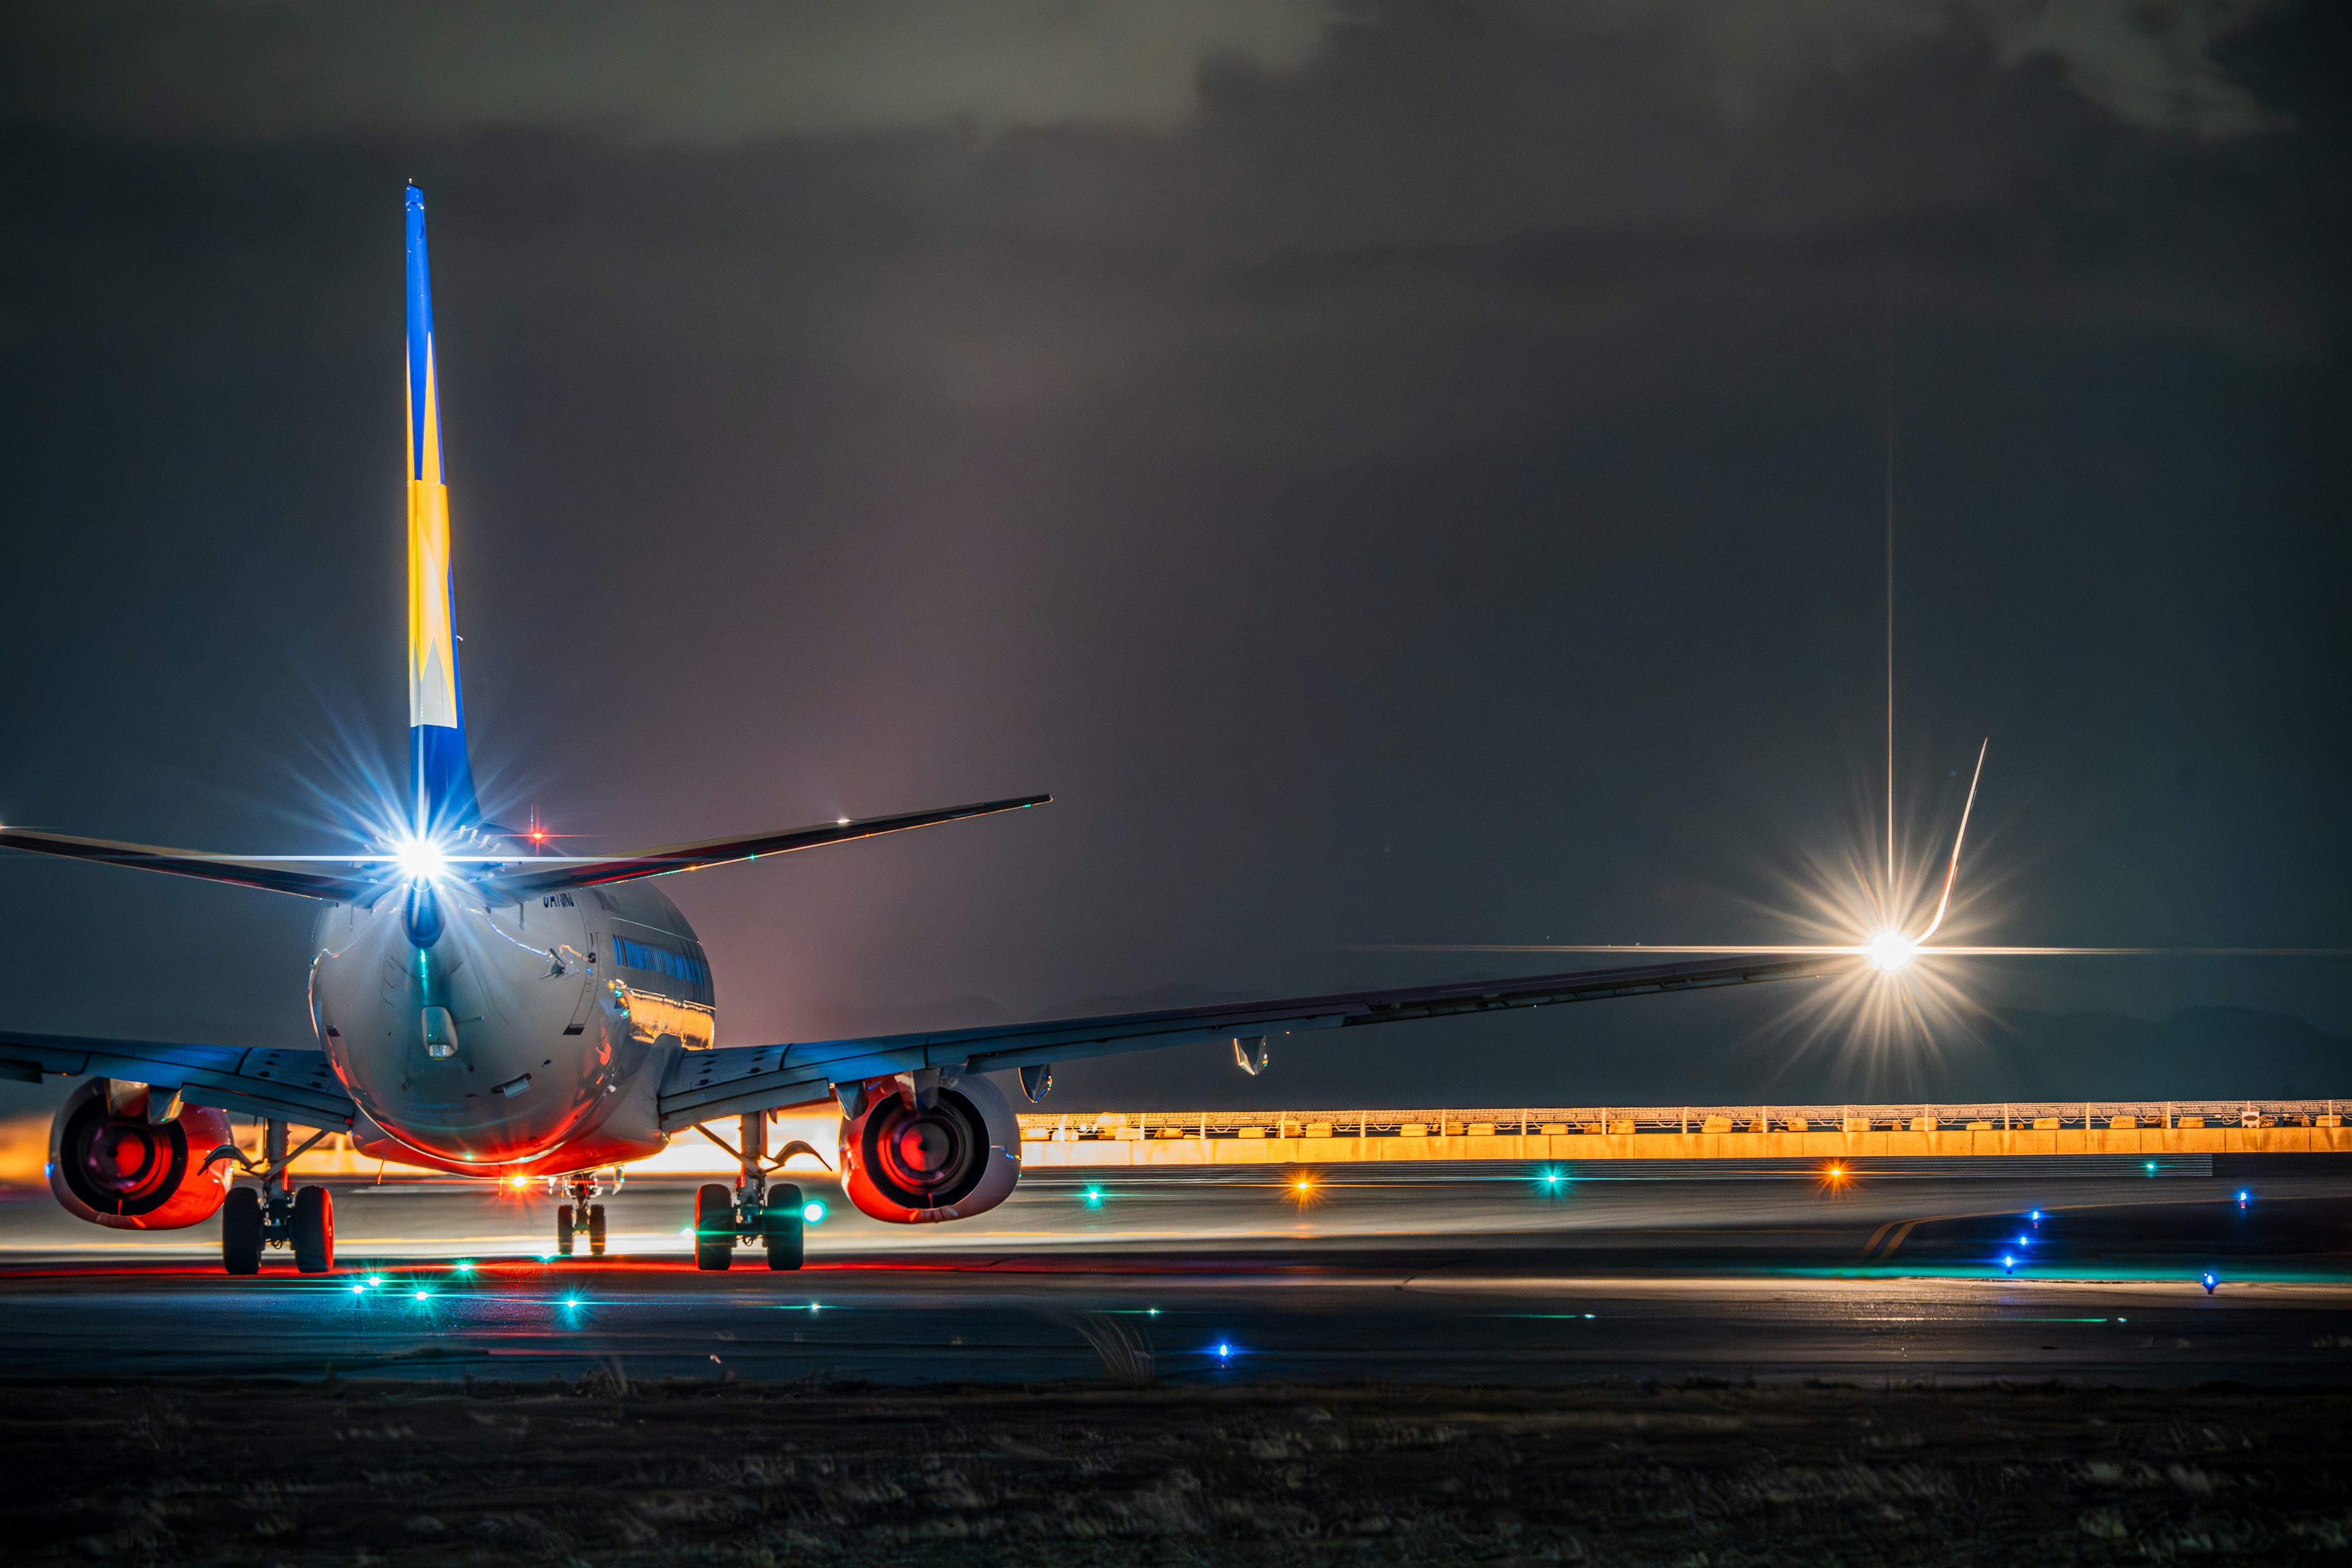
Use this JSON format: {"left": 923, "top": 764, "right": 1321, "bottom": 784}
{"left": 307, "top": 880, "right": 716, "bottom": 1175}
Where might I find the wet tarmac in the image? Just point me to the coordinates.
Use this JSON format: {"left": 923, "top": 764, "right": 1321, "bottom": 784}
{"left": 4, "top": 1163, "right": 2348, "bottom": 1387}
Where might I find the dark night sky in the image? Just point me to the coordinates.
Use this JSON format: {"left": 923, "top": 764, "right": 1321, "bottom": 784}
{"left": 1, "top": 1, "right": 2346, "bottom": 1119}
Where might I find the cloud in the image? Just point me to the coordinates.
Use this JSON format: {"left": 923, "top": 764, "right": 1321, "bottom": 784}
{"left": 1563, "top": 0, "right": 2291, "bottom": 135}
{"left": 0, "top": 0, "right": 1336, "bottom": 141}
{"left": 0, "top": 1, "right": 2326, "bottom": 462}
{"left": 0, "top": 0, "right": 2288, "bottom": 145}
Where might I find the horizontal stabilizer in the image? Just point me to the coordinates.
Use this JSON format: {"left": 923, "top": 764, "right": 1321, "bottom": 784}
{"left": 492, "top": 794, "right": 1052, "bottom": 896}
{"left": 0, "top": 828, "right": 370, "bottom": 900}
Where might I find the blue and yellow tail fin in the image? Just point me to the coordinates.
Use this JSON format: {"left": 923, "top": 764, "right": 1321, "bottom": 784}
{"left": 404, "top": 184, "right": 478, "bottom": 833}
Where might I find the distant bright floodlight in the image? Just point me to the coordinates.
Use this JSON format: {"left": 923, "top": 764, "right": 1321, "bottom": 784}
{"left": 1864, "top": 929, "right": 1918, "bottom": 971}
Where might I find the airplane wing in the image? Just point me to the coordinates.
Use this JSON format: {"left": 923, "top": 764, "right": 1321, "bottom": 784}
{"left": 0, "top": 1031, "right": 356, "bottom": 1128}
{"left": 0, "top": 829, "right": 371, "bottom": 900}
{"left": 656, "top": 952, "right": 1836, "bottom": 1131}
{"left": 492, "top": 794, "right": 1052, "bottom": 897}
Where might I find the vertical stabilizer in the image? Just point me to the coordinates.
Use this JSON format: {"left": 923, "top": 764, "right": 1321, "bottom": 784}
{"left": 404, "top": 184, "right": 479, "bottom": 833}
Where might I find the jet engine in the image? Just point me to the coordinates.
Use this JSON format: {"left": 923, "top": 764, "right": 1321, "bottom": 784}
{"left": 48, "top": 1077, "right": 235, "bottom": 1231}
{"left": 837, "top": 1069, "right": 1020, "bottom": 1224}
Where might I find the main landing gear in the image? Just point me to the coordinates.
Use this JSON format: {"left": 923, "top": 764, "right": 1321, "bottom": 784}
{"left": 692, "top": 1111, "right": 807, "bottom": 1272}
{"left": 213, "top": 1118, "right": 334, "bottom": 1275}
{"left": 553, "top": 1170, "right": 617, "bottom": 1257}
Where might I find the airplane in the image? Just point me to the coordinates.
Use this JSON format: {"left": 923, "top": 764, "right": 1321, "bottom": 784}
{"left": 0, "top": 186, "right": 1830, "bottom": 1274}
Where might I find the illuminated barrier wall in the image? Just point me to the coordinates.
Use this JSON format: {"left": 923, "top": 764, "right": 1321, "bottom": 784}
{"left": 1014, "top": 1100, "right": 2352, "bottom": 1166}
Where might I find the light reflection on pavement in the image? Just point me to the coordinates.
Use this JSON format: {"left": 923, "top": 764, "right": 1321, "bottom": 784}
{"left": 2, "top": 1166, "right": 2346, "bottom": 1385}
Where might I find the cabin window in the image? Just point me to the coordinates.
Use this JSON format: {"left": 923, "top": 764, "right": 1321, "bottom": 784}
{"left": 611, "top": 935, "right": 713, "bottom": 1000}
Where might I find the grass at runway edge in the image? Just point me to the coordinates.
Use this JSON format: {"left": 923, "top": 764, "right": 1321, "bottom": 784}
{"left": 5, "top": 1377, "right": 2349, "bottom": 1565}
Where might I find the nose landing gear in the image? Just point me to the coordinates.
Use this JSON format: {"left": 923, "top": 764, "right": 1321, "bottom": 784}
{"left": 552, "top": 1170, "right": 617, "bottom": 1256}
{"left": 690, "top": 1112, "right": 814, "bottom": 1272}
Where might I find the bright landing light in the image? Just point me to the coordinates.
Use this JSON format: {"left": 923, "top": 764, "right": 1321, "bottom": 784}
{"left": 1864, "top": 929, "right": 1918, "bottom": 971}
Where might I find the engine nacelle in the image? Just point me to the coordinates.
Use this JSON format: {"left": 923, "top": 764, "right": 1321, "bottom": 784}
{"left": 48, "top": 1078, "right": 235, "bottom": 1231}
{"left": 837, "top": 1070, "right": 1020, "bottom": 1224}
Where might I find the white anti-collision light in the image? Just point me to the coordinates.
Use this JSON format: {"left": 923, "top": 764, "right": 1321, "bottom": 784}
{"left": 392, "top": 834, "right": 449, "bottom": 883}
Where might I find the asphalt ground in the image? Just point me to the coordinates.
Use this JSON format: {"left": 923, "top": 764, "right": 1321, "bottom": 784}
{"left": 3, "top": 1162, "right": 2348, "bottom": 1387}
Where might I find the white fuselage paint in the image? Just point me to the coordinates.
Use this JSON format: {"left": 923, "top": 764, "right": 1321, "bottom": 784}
{"left": 306, "top": 879, "right": 716, "bottom": 1175}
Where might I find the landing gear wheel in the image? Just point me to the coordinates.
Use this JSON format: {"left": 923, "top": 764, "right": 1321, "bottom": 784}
{"left": 556, "top": 1204, "right": 576, "bottom": 1256}
{"left": 587, "top": 1204, "right": 608, "bottom": 1257}
{"left": 693, "top": 1183, "right": 735, "bottom": 1271}
{"left": 222, "top": 1188, "right": 263, "bottom": 1275}
{"left": 763, "top": 1184, "right": 804, "bottom": 1271}
{"left": 292, "top": 1185, "right": 335, "bottom": 1274}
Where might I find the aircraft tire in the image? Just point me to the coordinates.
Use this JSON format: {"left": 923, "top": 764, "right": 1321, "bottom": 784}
{"left": 587, "top": 1203, "right": 608, "bottom": 1257}
{"left": 694, "top": 1183, "right": 734, "bottom": 1272}
{"left": 222, "top": 1188, "right": 263, "bottom": 1275}
{"left": 763, "top": 1185, "right": 804, "bottom": 1272}
{"left": 556, "top": 1204, "right": 575, "bottom": 1256}
{"left": 292, "top": 1185, "right": 335, "bottom": 1273}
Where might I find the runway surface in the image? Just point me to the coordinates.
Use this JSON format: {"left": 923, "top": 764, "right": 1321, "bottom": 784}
{"left": 6, "top": 1162, "right": 2349, "bottom": 1386}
